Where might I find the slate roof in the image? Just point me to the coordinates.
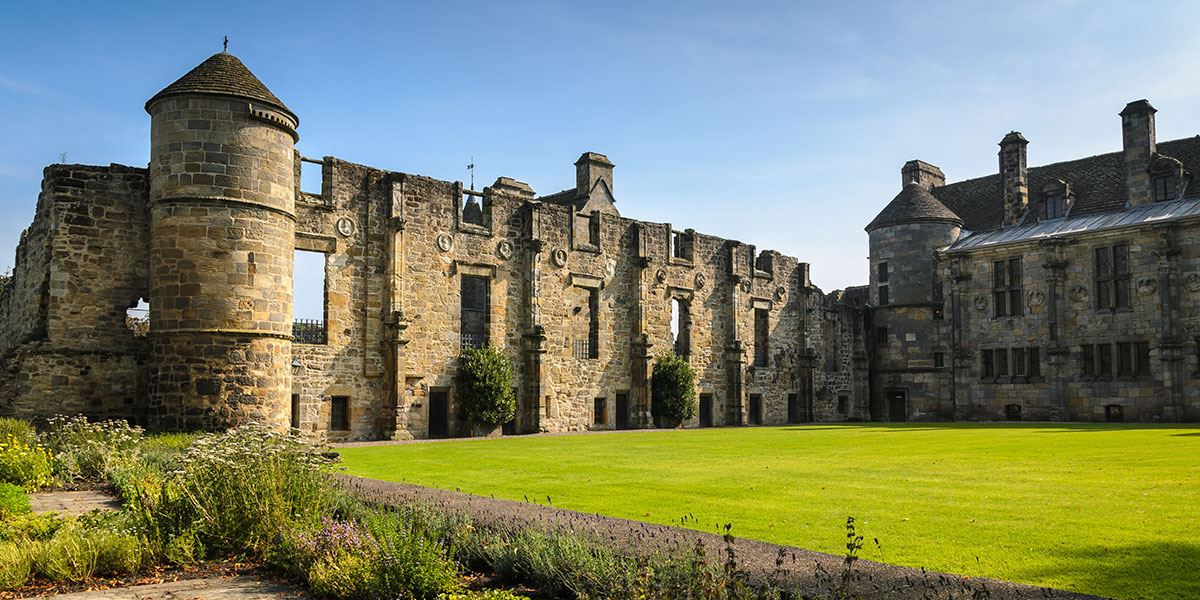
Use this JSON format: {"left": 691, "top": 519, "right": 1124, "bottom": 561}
{"left": 146, "top": 52, "right": 296, "bottom": 123}
{"left": 929, "top": 136, "right": 1200, "bottom": 232}
{"left": 865, "top": 182, "right": 963, "bottom": 232}
{"left": 537, "top": 188, "right": 586, "bottom": 211}
{"left": 946, "top": 197, "right": 1200, "bottom": 253}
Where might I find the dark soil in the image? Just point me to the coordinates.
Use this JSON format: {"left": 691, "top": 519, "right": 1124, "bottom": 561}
{"left": 339, "top": 475, "right": 1105, "bottom": 600}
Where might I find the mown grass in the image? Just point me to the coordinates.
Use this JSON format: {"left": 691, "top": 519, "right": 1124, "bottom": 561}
{"left": 339, "top": 423, "right": 1200, "bottom": 600}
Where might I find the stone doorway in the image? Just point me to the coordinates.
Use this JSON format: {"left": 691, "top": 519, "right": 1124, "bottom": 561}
{"left": 699, "top": 393, "right": 713, "bottom": 427}
{"left": 615, "top": 393, "right": 629, "bottom": 429}
{"left": 429, "top": 390, "right": 449, "bottom": 438}
{"left": 887, "top": 390, "right": 907, "bottom": 422}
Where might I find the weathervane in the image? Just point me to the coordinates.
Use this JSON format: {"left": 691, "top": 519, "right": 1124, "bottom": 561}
{"left": 467, "top": 156, "right": 475, "bottom": 190}
{"left": 223, "top": 36, "right": 229, "bottom": 52}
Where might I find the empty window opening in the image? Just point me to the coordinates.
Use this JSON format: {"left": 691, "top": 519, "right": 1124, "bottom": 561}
{"left": 671, "top": 230, "right": 693, "bottom": 261}
{"left": 838, "top": 395, "right": 848, "bottom": 415}
{"left": 932, "top": 281, "right": 944, "bottom": 319}
{"left": 573, "top": 287, "right": 600, "bottom": 359}
{"left": 300, "top": 157, "right": 323, "bottom": 196}
{"left": 874, "top": 326, "right": 888, "bottom": 346}
{"left": 593, "top": 398, "right": 606, "bottom": 426}
{"left": 460, "top": 275, "right": 489, "bottom": 349}
{"left": 1005, "top": 404, "right": 1022, "bottom": 421}
{"left": 330, "top": 396, "right": 350, "bottom": 431}
{"left": 877, "top": 263, "right": 890, "bottom": 305}
{"left": 293, "top": 250, "right": 328, "bottom": 344}
{"left": 671, "top": 298, "right": 691, "bottom": 357}
{"left": 878, "top": 284, "right": 889, "bottom": 306}
{"left": 753, "top": 308, "right": 770, "bottom": 367}
{"left": 126, "top": 298, "right": 150, "bottom": 337}
{"left": 462, "top": 190, "right": 485, "bottom": 227}
{"left": 291, "top": 394, "right": 300, "bottom": 429}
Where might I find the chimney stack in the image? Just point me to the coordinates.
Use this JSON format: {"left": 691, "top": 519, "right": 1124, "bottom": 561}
{"left": 901, "top": 160, "right": 945, "bottom": 190}
{"left": 999, "top": 131, "right": 1029, "bottom": 226}
{"left": 575, "top": 152, "right": 614, "bottom": 197}
{"left": 1120, "top": 99, "right": 1157, "bottom": 206}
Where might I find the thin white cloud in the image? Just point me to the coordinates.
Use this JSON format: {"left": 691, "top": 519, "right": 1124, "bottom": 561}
{"left": 0, "top": 75, "right": 49, "bottom": 96}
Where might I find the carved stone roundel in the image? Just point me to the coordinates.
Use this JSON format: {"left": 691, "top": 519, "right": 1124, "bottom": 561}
{"left": 655, "top": 269, "right": 667, "bottom": 284}
{"left": 436, "top": 233, "right": 453, "bottom": 253}
{"left": 774, "top": 286, "right": 786, "bottom": 302}
{"left": 694, "top": 272, "right": 706, "bottom": 290}
{"left": 1187, "top": 273, "right": 1200, "bottom": 292}
{"left": 740, "top": 278, "right": 752, "bottom": 293}
{"left": 1070, "top": 285, "right": 1089, "bottom": 302}
{"left": 973, "top": 295, "right": 988, "bottom": 311}
{"left": 551, "top": 249, "right": 568, "bottom": 268}
{"left": 496, "top": 239, "right": 514, "bottom": 260}
{"left": 336, "top": 217, "right": 356, "bottom": 237}
{"left": 1027, "top": 289, "right": 1045, "bottom": 307}
{"left": 1136, "top": 278, "right": 1157, "bottom": 296}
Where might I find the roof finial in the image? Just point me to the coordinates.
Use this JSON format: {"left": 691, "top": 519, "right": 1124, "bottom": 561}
{"left": 467, "top": 156, "right": 475, "bottom": 190}
{"left": 223, "top": 36, "right": 229, "bottom": 53}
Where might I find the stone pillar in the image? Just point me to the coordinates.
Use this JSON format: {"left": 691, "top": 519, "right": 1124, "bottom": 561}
{"left": 631, "top": 223, "right": 654, "bottom": 427}
{"left": 385, "top": 175, "right": 412, "bottom": 439}
{"left": 999, "top": 132, "right": 1029, "bottom": 226}
{"left": 1154, "top": 225, "right": 1184, "bottom": 421}
{"left": 1120, "top": 100, "right": 1157, "bottom": 207}
{"left": 522, "top": 203, "right": 547, "bottom": 433}
{"left": 145, "top": 93, "right": 297, "bottom": 431}
{"left": 1043, "top": 240, "right": 1069, "bottom": 421}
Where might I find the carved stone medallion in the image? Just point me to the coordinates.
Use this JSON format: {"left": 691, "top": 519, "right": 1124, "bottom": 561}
{"left": 1136, "top": 277, "right": 1157, "bottom": 296}
{"left": 1027, "top": 289, "right": 1045, "bottom": 307}
{"left": 694, "top": 272, "right": 706, "bottom": 290}
{"left": 1186, "top": 273, "right": 1200, "bottom": 292}
{"left": 551, "top": 249, "right": 568, "bottom": 268}
{"left": 973, "top": 295, "right": 988, "bottom": 311}
{"left": 336, "top": 217, "right": 356, "bottom": 237}
{"left": 605, "top": 259, "right": 617, "bottom": 279}
{"left": 436, "top": 233, "right": 453, "bottom": 253}
{"left": 1070, "top": 285, "right": 1089, "bottom": 302}
{"left": 774, "top": 286, "right": 786, "bottom": 302}
{"left": 496, "top": 239, "right": 514, "bottom": 260}
{"left": 655, "top": 269, "right": 667, "bottom": 284}
{"left": 740, "top": 277, "right": 752, "bottom": 293}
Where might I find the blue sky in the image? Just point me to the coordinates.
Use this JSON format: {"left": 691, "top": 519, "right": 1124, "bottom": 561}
{"left": 3, "top": 0, "right": 1200, "bottom": 301}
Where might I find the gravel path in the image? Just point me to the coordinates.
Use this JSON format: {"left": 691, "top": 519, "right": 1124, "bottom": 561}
{"left": 44, "top": 574, "right": 307, "bottom": 599}
{"left": 28, "top": 490, "right": 121, "bottom": 516}
{"left": 339, "top": 475, "right": 1104, "bottom": 600}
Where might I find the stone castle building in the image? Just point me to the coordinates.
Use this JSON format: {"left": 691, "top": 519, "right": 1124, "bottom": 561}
{"left": 867, "top": 100, "right": 1200, "bottom": 423}
{"left": 0, "top": 51, "right": 870, "bottom": 440}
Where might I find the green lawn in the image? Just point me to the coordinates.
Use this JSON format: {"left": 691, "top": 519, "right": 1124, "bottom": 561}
{"left": 338, "top": 424, "right": 1200, "bottom": 600}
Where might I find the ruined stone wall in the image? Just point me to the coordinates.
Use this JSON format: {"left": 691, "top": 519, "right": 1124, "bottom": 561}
{"left": 0, "top": 164, "right": 151, "bottom": 422}
{"left": 943, "top": 222, "right": 1199, "bottom": 422}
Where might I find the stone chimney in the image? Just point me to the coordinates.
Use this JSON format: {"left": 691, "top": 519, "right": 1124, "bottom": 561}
{"left": 1120, "top": 99, "right": 1157, "bottom": 206}
{"left": 999, "top": 131, "right": 1029, "bottom": 226}
{"left": 901, "top": 160, "right": 945, "bottom": 190}
{"left": 575, "top": 152, "right": 614, "bottom": 196}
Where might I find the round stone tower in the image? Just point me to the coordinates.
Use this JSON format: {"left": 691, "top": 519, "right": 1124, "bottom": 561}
{"left": 144, "top": 52, "right": 298, "bottom": 430}
{"left": 865, "top": 181, "right": 963, "bottom": 306}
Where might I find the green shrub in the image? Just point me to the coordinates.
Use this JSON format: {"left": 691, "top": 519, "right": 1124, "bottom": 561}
{"left": 38, "top": 415, "right": 142, "bottom": 482}
{"left": 651, "top": 353, "right": 697, "bottom": 428}
{"left": 0, "top": 512, "right": 67, "bottom": 543}
{"left": 0, "top": 418, "right": 36, "bottom": 446}
{"left": 0, "top": 434, "right": 54, "bottom": 490}
{"left": 35, "top": 525, "right": 98, "bottom": 582}
{"left": 0, "top": 542, "right": 33, "bottom": 590}
{"left": 457, "top": 346, "right": 517, "bottom": 427}
{"left": 440, "top": 591, "right": 531, "bottom": 600}
{"left": 0, "top": 482, "right": 30, "bottom": 518}
{"left": 363, "top": 509, "right": 463, "bottom": 598}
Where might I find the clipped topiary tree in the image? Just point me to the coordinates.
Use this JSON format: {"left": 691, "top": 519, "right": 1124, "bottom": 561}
{"left": 457, "top": 345, "right": 517, "bottom": 430}
{"left": 651, "top": 353, "right": 696, "bottom": 428}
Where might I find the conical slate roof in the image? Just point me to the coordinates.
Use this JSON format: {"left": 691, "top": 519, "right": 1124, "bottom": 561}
{"left": 865, "top": 182, "right": 963, "bottom": 232}
{"left": 145, "top": 52, "right": 296, "bottom": 123}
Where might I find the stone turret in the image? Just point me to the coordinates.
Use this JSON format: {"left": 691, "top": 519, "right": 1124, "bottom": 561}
{"left": 865, "top": 181, "right": 962, "bottom": 306}
{"left": 145, "top": 51, "right": 298, "bottom": 430}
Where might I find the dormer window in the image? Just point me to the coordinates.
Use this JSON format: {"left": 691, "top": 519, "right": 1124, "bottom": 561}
{"left": 1153, "top": 173, "right": 1175, "bottom": 202}
{"left": 1040, "top": 180, "right": 1072, "bottom": 221}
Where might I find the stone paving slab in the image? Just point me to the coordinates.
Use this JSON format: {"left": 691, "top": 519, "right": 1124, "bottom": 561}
{"left": 28, "top": 491, "right": 121, "bottom": 516}
{"left": 44, "top": 575, "right": 308, "bottom": 599}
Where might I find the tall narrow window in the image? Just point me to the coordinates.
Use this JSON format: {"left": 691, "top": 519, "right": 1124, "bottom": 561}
{"left": 330, "top": 396, "right": 350, "bottom": 431}
{"left": 293, "top": 249, "right": 328, "bottom": 344}
{"left": 587, "top": 288, "right": 599, "bottom": 359}
{"left": 460, "top": 275, "right": 489, "bottom": 349}
{"left": 993, "top": 258, "right": 1023, "bottom": 317}
{"left": 754, "top": 308, "right": 770, "bottom": 367}
{"left": 671, "top": 298, "right": 691, "bottom": 357}
{"left": 1081, "top": 344, "right": 1096, "bottom": 377}
{"left": 290, "top": 394, "right": 300, "bottom": 429}
{"left": 932, "top": 281, "right": 944, "bottom": 320}
{"left": 1013, "top": 347, "right": 1027, "bottom": 377}
{"left": 1097, "top": 343, "right": 1113, "bottom": 376}
{"left": 462, "top": 192, "right": 485, "bottom": 226}
{"left": 593, "top": 398, "right": 606, "bottom": 426}
{"left": 877, "top": 262, "right": 889, "bottom": 306}
{"left": 1095, "top": 244, "right": 1131, "bottom": 310}
{"left": 982, "top": 349, "right": 994, "bottom": 379}
{"left": 671, "top": 230, "right": 693, "bottom": 261}
{"left": 995, "top": 348, "right": 1009, "bottom": 377}
{"left": 1028, "top": 347, "right": 1041, "bottom": 377}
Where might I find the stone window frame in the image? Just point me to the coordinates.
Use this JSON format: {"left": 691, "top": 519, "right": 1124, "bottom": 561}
{"left": 456, "top": 263, "right": 495, "bottom": 350}
{"left": 572, "top": 210, "right": 602, "bottom": 253}
{"left": 1148, "top": 155, "right": 1185, "bottom": 203}
{"left": 453, "top": 182, "right": 493, "bottom": 236}
{"left": 934, "top": 352, "right": 944, "bottom": 368}
{"left": 980, "top": 346, "right": 1041, "bottom": 383}
{"left": 1080, "top": 343, "right": 1116, "bottom": 379}
{"left": 668, "top": 287, "right": 695, "bottom": 358}
{"left": 296, "top": 155, "right": 333, "bottom": 209}
{"left": 748, "top": 393, "right": 763, "bottom": 425}
{"left": 293, "top": 236, "right": 336, "bottom": 346}
{"left": 1114, "top": 340, "right": 1152, "bottom": 378}
{"left": 992, "top": 257, "right": 1023, "bottom": 317}
{"left": 751, "top": 299, "right": 772, "bottom": 368}
{"left": 570, "top": 273, "right": 605, "bottom": 360}
{"left": 1093, "top": 242, "right": 1131, "bottom": 312}
{"left": 1039, "top": 180, "right": 1074, "bottom": 221}
{"left": 669, "top": 228, "right": 696, "bottom": 265}
{"left": 593, "top": 397, "right": 606, "bottom": 427}
{"left": 329, "top": 396, "right": 350, "bottom": 431}
{"left": 877, "top": 261, "right": 890, "bottom": 306}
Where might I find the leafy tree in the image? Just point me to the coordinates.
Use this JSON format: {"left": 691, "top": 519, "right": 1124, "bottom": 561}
{"left": 651, "top": 353, "right": 696, "bottom": 428}
{"left": 457, "top": 346, "right": 517, "bottom": 427}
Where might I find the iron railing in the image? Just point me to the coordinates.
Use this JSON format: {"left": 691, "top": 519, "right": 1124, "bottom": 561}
{"left": 293, "top": 319, "right": 327, "bottom": 345}
{"left": 573, "top": 339, "right": 596, "bottom": 359}
{"left": 461, "top": 333, "right": 487, "bottom": 350}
